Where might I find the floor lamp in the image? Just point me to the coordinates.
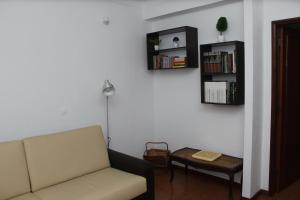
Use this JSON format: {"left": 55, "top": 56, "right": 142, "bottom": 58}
{"left": 102, "top": 80, "right": 115, "bottom": 148}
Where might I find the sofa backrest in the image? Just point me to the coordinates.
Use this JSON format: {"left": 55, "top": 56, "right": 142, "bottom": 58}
{"left": 23, "top": 125, "right": 110, "bottom": 191}
{"left": 0, "top": 141, "right": 31, "bottom": 200}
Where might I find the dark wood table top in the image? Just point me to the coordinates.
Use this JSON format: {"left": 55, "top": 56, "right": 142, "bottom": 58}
{"left": 171, "top": 147, "right": 243, "bottom": 173}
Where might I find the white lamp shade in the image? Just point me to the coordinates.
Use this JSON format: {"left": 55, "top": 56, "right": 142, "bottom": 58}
{"left": 102, "top": 80, "right": 115, "bottom": 96}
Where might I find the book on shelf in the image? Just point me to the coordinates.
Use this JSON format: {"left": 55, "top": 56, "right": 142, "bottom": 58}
{"left": 203, "top": 50, "right": 236, "bottom": 73}
{"left": 204, "top": 81, "right": 238, "bottom": 104}
{"left": 152, "top": 55, "right": 186, "bottom": 69}
{"left": 173, "top": 57, "right": 185, "bottom": 62}
{"left": 173, "top": 56, "right": 186, "bottom": 68}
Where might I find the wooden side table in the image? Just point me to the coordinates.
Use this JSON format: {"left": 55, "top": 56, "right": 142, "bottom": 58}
{"left": 169, "top": 147, "right": 243, "bottom": 200}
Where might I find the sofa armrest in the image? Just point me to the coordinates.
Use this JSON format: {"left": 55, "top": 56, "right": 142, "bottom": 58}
{"left": 107, "top": 149, "right": 154, "bottom": 200}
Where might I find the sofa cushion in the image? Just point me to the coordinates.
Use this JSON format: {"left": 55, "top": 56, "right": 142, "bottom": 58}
{"left": 9, "top": 193, "right": 40, "bottom": 200}
{"left": 0, "top": 141, "right": 31, "bottom": 200}
{"left": 23, "top": 126, "right": 110, "bottom": 191}
{"left": 34, "top": 168, "right": 147, "bottom": 200}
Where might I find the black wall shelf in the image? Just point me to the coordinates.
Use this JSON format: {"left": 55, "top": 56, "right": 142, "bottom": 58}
{"left": 200, "top": 41, "right": 245, "bottom": 105}
{"left": 147, "top": 26, "right": 198, "bottom": 70}
{"left": 151, "top": 46, "right": 187, "bottom": 53}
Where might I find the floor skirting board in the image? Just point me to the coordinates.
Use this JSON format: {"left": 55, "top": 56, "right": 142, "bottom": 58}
{"left": 241, "top": 190, "right": 269, "bottom": 200}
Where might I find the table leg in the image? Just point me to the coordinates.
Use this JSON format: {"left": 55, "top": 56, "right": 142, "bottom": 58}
{"left": 185, "top": 164, "right": 188, "bottom": 175}
{"left": 240, "top": 173, "right": 243, "bottom": 185}
{"left": 228, "top": 173, "right": 234, "bottom": 200}
{"left": 169, "top": 158, "right": 174, "bottom": 182}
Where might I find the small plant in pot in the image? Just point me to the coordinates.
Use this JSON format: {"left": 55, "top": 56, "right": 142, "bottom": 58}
{"left": 149, "top": 38, "right": 161, "bottom": 51}
{"left": 173, "top": 37, "right": 180, "bottom": 48}
{"left": 216, "top": 16, "right": 228, "bottom": 42}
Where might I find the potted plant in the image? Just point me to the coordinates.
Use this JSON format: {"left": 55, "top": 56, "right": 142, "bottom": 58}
{"left": 173, "top": 37, "right": 180, "bottom": 48}
{"left": 149, "top": 38, "right": 161, "bottom": 51}
{"left": 216, "top": 17, "right": 228, "bottom": 42}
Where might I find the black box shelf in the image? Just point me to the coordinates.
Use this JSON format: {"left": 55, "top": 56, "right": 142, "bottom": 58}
{"left": 200, "top": 41, "right": 244, "bottom": 105}
{"left": 147, "top": 26, "right": 198, "bottom": 70}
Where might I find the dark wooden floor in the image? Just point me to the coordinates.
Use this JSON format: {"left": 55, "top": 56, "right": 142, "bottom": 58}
{"left": 256, "top": 179, "right": 300, "bottom": 200}
{"left": 155, "top": 167, "right": 242, "bottom": 200}
{"left": 154, "top": 168, "right": 300, "bottom": 200}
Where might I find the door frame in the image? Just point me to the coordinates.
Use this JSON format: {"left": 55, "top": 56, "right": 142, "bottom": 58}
{"left": 270, "top": 17, "right": 300, "bottom": 195}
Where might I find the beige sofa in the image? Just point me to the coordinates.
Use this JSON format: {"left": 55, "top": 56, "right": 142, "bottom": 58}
{"left": 0, "top": 126, "right": 151, "bottom": 200}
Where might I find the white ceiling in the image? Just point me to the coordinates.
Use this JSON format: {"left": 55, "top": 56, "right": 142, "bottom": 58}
{"left": 113, "top": 0, "right": 188, "bottom": 4}
{"left": 111, "top": 0, "right": 230, "bottom": 20}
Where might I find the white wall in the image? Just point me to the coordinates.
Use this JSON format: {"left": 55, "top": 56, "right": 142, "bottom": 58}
{"left": 0, "top": 0, "right": 154, "bottom": 157}
{"left": 242, "top": 0, "right": 264, "bottom": 197}
{"left": 250, "top": 0, "right": 264, "bottom": 195}
{"left": 243, "top": 0, "right": 300, "bottom": 196}
{"left": 150, "top": 1, "right": 244, "bottom": 157}
{"left": 242, "top": 0, "right": 255, "bottom": 197}
{"left": 142, "top": 0, "right": 225, "bottom": 20}
{"left": 260, "top": 0, "right": 300, "bottom": 190}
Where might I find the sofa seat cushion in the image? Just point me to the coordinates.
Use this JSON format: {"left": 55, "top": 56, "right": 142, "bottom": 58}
{"left": 34, "top": 168, "right": 146, "bottom": 200}
{"left": 0, "top": 141, "right": 31, "bottom": 200}
{"left": 9, "top": 193, "right": 40, "bottom": 200}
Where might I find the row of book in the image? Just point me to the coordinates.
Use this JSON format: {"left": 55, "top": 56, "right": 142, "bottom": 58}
{"left": 204, "top": 81, "right": 238, "bottom": 104}
{"left": 202, "top": 51, "right": 236, "bottom": 73}
{"left": 152, "top": 55, "right": 186, "bottom": 69}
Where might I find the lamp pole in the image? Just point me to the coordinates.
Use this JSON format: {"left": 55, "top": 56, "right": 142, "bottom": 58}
{"left": 106, "top": 96, "right": 111, "bottom": 148}
{"left": 102, "top": 80, "right": 115, "bottom": 149}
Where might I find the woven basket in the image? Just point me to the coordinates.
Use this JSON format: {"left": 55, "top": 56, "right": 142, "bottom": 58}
{"left": 143, "top": 142, "right": 170, "bottom": 168}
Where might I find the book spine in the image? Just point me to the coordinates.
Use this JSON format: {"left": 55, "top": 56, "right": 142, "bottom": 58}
{"left": 232, "top": 50, "right": 236, "bottom": 73}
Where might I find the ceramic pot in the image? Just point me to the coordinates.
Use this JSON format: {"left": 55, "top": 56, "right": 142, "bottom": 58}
{"left": 218, "top": 35, "right": 225, "bottom": 42}
{"left": 173, "top": 42, "right": 179, "bottom": 48}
